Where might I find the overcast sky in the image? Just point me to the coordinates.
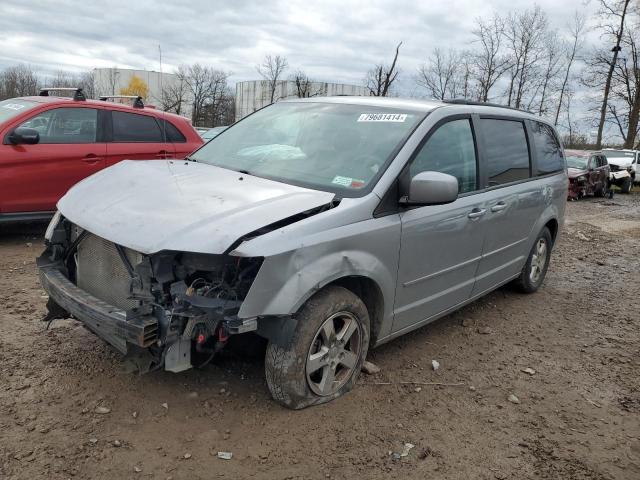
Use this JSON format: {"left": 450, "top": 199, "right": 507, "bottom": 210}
{"left": 1, "top": 0, "right": 599, "bottom": 93}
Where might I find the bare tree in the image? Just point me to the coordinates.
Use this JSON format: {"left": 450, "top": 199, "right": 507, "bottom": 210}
{"left": 257, "top": 55, "right": 288, "bottom": 104}
{"left": 555, "top": 13, "right": 586, "bottom": 125}
{"left": 593, "top": 0, "right": 632, "bottom": 148}
{"left": 179, "top": 64, "right": 231, "bottom": 127}
{"left": 290, "top": 70, "right": 322, "bottom": 98}
{"left": 504, "top": 6, "right": 549, "bottom": 109}
{"left": 610, "top": 23, "right": 640, "bottom": 148}
{"left": 161, "top": 75, "right": 189, "bottom": 115}
{"left": 535, "top": 31, "right": 564, "bottom": 115}
{"left": 79, "top": 70, "right": 96, "bottom": 99}
{"left": 0, "top": 64, "right": 39, "bottom": 100}
{"left": 416, "top": 48, "right": 468, "bottom": 100}
{"left": 366, "top": 42, "right": 402, "bottom": 97}
{"left": 471, "top": 13, "right": 511, "bottom": 102}
{"left": 40, "top": 70, "right": 96, "bottom": 98}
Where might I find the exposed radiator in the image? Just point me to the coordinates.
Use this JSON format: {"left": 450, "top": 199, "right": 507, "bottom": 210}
{"left": 76, "top": 233, "right": 143, "bottom": 311}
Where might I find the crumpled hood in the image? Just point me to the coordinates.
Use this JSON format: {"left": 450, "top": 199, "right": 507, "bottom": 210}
{"left": 606, "top": 157, "right": 632, "bottom": 168}
{"left": 57, "top": 160, "right": 335, "bottom": 254}
{"left": 567, "top": 167, "right": 588, "bottom": 178}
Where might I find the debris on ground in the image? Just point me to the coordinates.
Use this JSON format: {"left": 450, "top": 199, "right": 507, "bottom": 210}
{"left": 161, "top": 403, "right": 168, "bottom": 410}
{"left": 400, "top": 443, "right": 415, "bottom": 457}
{"left": 508, "top": 394, "right": 520, "bottom": 404}
{"left": 217, "top": 452, "right": 233, "bottom": 460}
{"left": 521, "top": 367, "right": 536, "bottom": 375}
{"left": 431, "top": 360, "right": 440, "bottom": 371}
{"left": 94, "top": 406, "right": 111, "bottom": 414}
{"left": 361, "top": 360, "right": 381, "bottom": 375}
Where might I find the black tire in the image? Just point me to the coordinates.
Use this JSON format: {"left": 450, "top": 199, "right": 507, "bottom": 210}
{"left": 620, "top": 177, "right": 632, "bottom": 194}
{"left": 513, "top": 227, "right": 553, "bottom": 293}
{"left": 264, "top": 285, "right": 370, "bottom": 409}
{"left": 595, "top": 183, "right": 608, "bottom": 197}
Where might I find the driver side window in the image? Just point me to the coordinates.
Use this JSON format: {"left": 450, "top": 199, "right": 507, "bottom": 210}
{"left": 19, "top": 107, "right": 98, "bottom": 144}
{"left": 410, "top": 118, "right": 478, "bottom": 194}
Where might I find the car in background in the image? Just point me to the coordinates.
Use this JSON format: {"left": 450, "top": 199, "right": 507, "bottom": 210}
{"left": 565, "top": 149, "right": 609, "bottom": 200}
{"left": 0, "top": 88, "right": 203, "bottom": 223}
{"left": 602, "top": 148, "right": 637, "bottom": 193}
{"left": 200, "top": 126, "right": 228, "bottom": 142}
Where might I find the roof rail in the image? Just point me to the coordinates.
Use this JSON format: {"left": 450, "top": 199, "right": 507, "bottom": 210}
{"left": 99, "top": 95, "right": 145, "bottom": 108}
{"left": 443, "top": 99, "right": 534, "bottom": 115}
{"left": 39, "top": 87, "right": 86, "bottom": 101}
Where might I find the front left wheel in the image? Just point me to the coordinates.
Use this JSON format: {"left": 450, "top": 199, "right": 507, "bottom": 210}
{"left": 264, "top": 286, "right": 370, "bottom": 409}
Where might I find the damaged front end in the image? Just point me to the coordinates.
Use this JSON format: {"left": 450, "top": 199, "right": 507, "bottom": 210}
{"left": 38, "top": 215, "right": 262, "bottom": 373}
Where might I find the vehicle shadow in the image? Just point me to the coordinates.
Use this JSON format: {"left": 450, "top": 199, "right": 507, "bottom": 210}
{"left": 0, "top": 221, "right": 48, "bottom": 241}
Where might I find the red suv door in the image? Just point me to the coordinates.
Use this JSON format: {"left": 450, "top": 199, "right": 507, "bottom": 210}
{"left": 2, "top": 105, "right": 106, "bottom": 214}
{"left": 105, "top": 110, "right": 175, "bottom": 166}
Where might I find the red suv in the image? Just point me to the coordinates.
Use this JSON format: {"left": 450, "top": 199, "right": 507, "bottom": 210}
{"left": 0, "top": 88, "right": 203, "bottom": 222}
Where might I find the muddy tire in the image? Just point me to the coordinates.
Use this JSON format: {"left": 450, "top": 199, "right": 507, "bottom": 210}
{"left": 264, "top": 286, "right": 370, "bottom": 409}
{"left": 513, "top": 227, "right": 553, "bottom": 294}
{"left": 620, "top": 177, "right": 632, "bottom": 194}
{"left": 595, "top": 183, "right": 608, "bottom": 197}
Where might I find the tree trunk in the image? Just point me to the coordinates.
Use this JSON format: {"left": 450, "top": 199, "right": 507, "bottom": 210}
{"left": 623, "top": 92, "right": 640, "bottom": 148}
{"left": 595, "top": 0, "right": 630, "bottom": 149}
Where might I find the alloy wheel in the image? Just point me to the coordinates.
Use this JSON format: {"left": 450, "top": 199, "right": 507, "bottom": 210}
{"left": 306, "top": 311, "right": 362, "bottom": 396}
{"left": 529, "top": 238, "right": 548, "bottom": 284}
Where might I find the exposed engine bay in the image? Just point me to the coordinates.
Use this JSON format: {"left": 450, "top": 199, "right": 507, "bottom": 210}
{"left": 39, "top": 216, "right": 263, "bottom": 373}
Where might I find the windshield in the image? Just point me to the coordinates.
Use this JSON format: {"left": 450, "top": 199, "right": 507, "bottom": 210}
{"left": 602, "top": 149, "right": 634, "bottom": 160}
{"left": 566, "top": 156, "right": 588, "bottom": 169}
{"left": 190, "top": 102, "right": 425, "bottom": 195}
{"left": 0, "top": 99, "right": 37, "bottom": 124}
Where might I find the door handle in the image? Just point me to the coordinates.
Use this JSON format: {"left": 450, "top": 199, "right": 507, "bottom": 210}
{"left": 491, "top": 202, "right": 507, "bottom": 212}
{"left": 82, "top": 154, "right": 101, "bottom": 164}
{"left": 467, "top": 208, "right": 486, "bottom": 219}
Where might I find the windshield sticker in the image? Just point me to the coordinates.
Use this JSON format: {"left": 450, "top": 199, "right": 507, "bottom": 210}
{"left": 2, "top": 103, "right": 26, "bottom": 111}
{"left": 332, "top": 175, "right": 366, "bottom": 188}
{"left": 358, "top": 113, "right": 407, "bottom": 122}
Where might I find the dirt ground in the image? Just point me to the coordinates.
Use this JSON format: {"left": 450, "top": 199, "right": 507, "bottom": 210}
{"left": 1, "top": 192, "right": 639, "bottom": 480}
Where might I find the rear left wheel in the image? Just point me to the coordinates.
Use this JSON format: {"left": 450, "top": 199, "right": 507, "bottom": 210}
{"left": 513, "top": 227, "right": 553, "bottom": 293}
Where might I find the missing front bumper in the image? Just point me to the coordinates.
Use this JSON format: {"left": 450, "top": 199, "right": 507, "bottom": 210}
{"left": 37, "top": 257, "right": 158, "bottom": 355}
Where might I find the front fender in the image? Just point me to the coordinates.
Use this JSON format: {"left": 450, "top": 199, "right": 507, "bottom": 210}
{"left": 236, "top": 216, "right": 401, "bottom": 340}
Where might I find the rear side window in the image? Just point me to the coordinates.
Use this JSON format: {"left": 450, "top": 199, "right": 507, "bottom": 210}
{"left": 159, "top": 119, "right": 186, "bottom": 143}
{"left": 479, "top": 118, "right": 530, "bottom": 186}
{"left": 19, "top": 107, "right": 97, "bottom": 144}
{"left": 112, "top": 111, "right": 162, "bottom": 142}
{"left": 531, "top": 122, "right": 563, "bottom": 175}
{"left": 410, "top": 119, "right": 477, "bottom": 194}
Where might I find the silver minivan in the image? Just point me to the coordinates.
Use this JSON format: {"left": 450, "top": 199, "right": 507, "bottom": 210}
{"left": 38, "top": 97, "right": 567, "bottom": 409}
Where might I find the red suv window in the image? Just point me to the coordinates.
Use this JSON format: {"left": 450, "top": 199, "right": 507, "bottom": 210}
{"left": 112, "top": 111, "right": 162, "bottom": 142}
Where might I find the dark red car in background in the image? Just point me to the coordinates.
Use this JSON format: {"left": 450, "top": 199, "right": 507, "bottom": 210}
{"left": 565, "top": 149, "right": 610, "bottom": 200}
{"left": 0, "top": 88, "right": 203, "bottom": 222}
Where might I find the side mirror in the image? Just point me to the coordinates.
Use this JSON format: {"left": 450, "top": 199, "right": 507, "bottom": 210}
{"left": 404, "top": 171, "right": 459, "bottom": 205}
{"left": 8, "top": 127, "right": 40, "bottom": 145}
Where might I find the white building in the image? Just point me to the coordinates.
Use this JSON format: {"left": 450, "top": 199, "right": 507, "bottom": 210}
{"left": 92, "top": 67, "right": 192, "bottom": 118}
{"left": 235, "top": 80, "right": 369, "bottom": 120}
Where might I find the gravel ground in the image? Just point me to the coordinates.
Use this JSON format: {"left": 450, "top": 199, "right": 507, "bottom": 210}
{"left": 1, "top": 192, "right": 639, "bottom": 480}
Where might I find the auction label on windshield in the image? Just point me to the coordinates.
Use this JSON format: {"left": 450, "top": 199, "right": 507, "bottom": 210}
{"left": 358, "top": 113, "right": 407, "bottom": 122}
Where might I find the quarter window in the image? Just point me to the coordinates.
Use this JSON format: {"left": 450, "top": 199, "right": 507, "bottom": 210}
{"left": 531, "top": 121, "right": 564, "bottom": 175}
{"left": 479, "top": 118, "right": 530, "bottom": 186}
{"left": 410, "top": 119, "right": 477, "bottom": 194}
{"left": 19, "top": 108, "right": 98, "bottom": 144}
{"left": 112, "top": 111, "right": 162, "bottom": 142}
{"left": 159, "top": 119, "right": 186, "bottom": 143}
